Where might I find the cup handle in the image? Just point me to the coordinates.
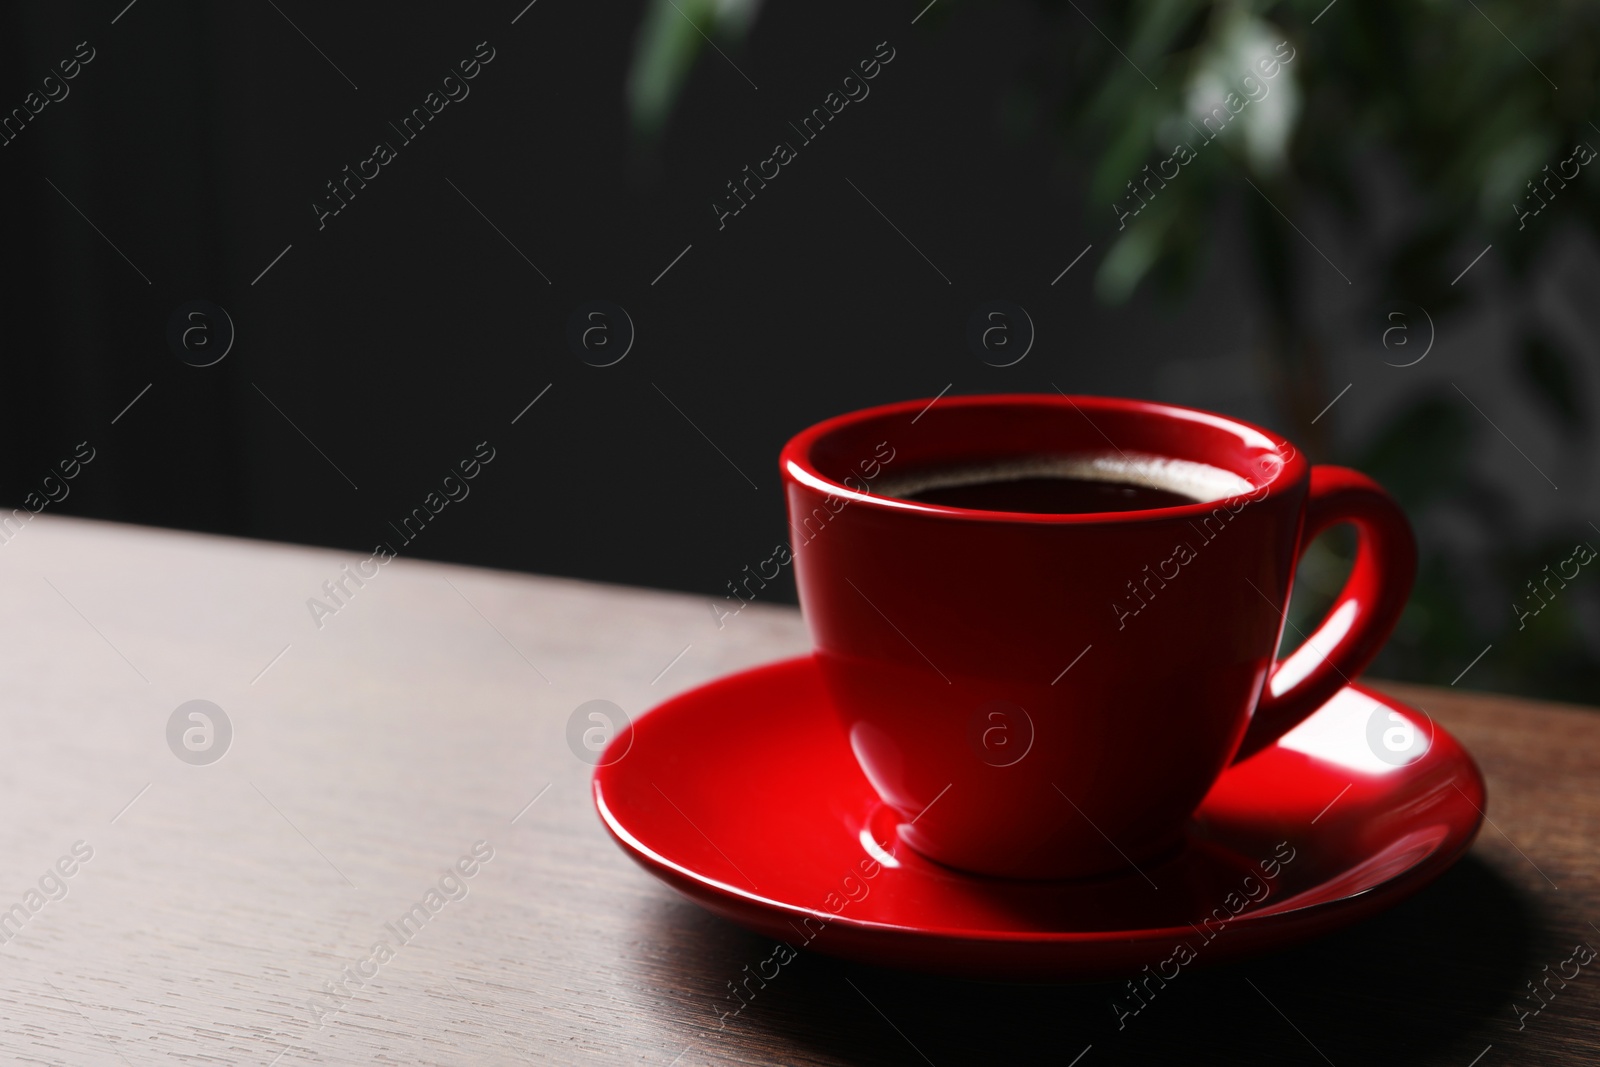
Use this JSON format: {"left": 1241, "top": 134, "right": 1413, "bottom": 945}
{"left": 1232, "top": 465, "right": 1417, "bottom": 762}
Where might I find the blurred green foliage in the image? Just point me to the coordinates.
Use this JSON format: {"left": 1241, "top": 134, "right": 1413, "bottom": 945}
{"left": 628, "top": 0, "right": 763, "bottom": 138}
{"left": 1009, "top": 0, "right": 1600, "bottom": 700}
{"left": 630, "top": 0, "right": 1600, "bottom": 701}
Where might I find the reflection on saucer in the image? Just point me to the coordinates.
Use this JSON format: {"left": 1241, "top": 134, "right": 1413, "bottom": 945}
{"left": 1277, "top": 687, "right": 1432, "bottom": 774}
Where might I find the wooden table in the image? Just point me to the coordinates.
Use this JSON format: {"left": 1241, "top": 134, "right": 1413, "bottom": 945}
{"left": 0, "top": 516, "right": 1594, "bottom": 1066}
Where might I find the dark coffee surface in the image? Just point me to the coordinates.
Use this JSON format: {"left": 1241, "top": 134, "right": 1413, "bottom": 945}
{"left": 903, "top": 475, "right": 1200, "bottom": 514}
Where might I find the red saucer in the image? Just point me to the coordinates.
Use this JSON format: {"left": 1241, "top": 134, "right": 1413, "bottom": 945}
{"left": 593, "top": 655, "right": 1484, "bottom": 980}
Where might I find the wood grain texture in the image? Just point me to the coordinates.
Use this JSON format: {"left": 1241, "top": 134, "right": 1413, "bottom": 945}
{"left": 0, "top": 516, "right": 1593, "bottom": 1065}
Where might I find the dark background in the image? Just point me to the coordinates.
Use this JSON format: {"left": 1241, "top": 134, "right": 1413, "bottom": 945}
{"left": 2, "top": 0, "right": 1596, "bottom": 700}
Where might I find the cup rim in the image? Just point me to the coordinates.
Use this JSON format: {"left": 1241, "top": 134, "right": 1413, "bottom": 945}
{"left": 779, "top": 392, "right": 1308, "bottom": 525}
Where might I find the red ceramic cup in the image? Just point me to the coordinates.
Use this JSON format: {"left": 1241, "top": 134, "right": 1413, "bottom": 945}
{"left": 780, "top": 393, "right": 1415, "bottom": 880}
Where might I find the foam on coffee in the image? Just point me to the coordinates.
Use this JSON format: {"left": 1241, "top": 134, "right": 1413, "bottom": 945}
{"left": 875, "top": 452, "right": 1255, "bottom": 508}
